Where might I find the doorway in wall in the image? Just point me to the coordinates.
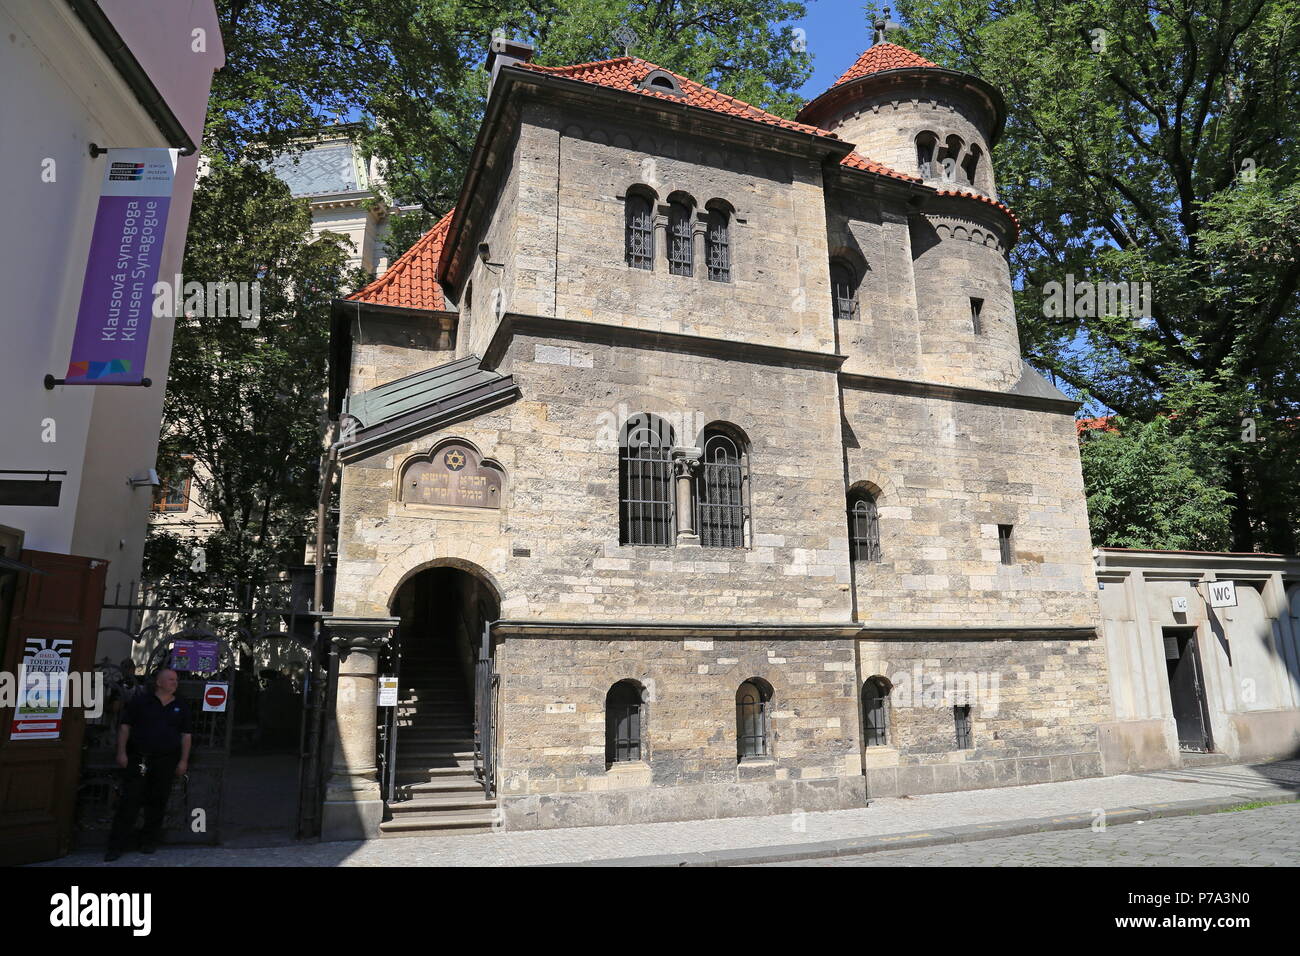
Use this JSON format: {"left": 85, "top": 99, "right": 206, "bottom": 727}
{"left": 1163, "top": 627, "right": 1214, "bottom": 753}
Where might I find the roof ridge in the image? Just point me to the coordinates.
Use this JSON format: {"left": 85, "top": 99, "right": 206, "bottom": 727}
{"left": 830, "top": 41, "right": 940, "bottom": 88}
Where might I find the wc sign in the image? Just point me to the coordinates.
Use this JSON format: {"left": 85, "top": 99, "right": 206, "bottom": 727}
{"left": 1206, "top": 581, "right": 1238, "bottom": 609}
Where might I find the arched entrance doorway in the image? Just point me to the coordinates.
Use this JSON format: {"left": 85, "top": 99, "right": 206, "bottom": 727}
{"left": 380, "top": 565, "right": 499, "bottom": 835}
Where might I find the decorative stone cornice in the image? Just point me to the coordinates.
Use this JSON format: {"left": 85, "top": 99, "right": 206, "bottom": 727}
{"left": 483, "top": 312, "right": 848, "bottom": 373}
{"left": 325, "top": 616, "right": 401, "bottom": 653}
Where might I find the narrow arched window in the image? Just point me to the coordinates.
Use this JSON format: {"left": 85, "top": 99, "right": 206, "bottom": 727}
{"left": 942, "top": 135, "right": 964, "bottom": 181}
{"left": 625, "top": 193, "right": 654, "bottom": 270}
{"left": 916, "top": 131, "right": 939, "bottom": 178}
{"left": 606, "top": 680, "right": 644, "bottom": 764}
{"left": 863, "top": 676, "right": 891, "bottom": 747}
{"left": 668, "top": 200, "right": 693, "bottom": 276}
{"left": 830, "top": 259, "right": 858, "bottom": 321}
{"left": 697, "top": 427, "right": 749, "bottom": 548}
{"left": 706, "top": 204, "right": 731, "bottom": 282}
{"left": 619, "top": 413, "right": 675, "bottom": 546}
{"left": 848, "top": 490, "right": 881, "bottom": 562}
{"left": 961, "top": 144, "right": 982, "bottom": 187}
{"left": 736, "top": 678, "right": 772, "bottom": 760}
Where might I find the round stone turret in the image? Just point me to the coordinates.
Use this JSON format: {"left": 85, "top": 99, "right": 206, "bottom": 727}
{"left": 798, "top": 42, "right": 1005, "bottom": 200}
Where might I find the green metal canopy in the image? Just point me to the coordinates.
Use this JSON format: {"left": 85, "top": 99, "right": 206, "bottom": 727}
{"left": 342, "top": 355, "right": 518, "bottom": 459}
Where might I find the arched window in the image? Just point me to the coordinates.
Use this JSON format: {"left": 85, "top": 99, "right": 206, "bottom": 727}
{"left": 848, "top": 489, "right": 881, "bottom": 562}
{"left": 705, "top": 204, "right": 731, "bottom": 282}
{"left": 961, "top": 144, "right": 982, "bottom": 187}
{"left": 830, "top": 259, "right": 858, "bottom": 321}
{"left": 619, "top": 413, "right": 675, "bottom": 546}
{"left": 606, "top": 680, "right": 644, "bottom": 765}
{"left": 736, "top": 678, "right": 772, "bottom": 760}
{"left": 915, "top": 131, "right": 939, "bottom": 177}
{"left": 863, "top": 676, "right": 891, "bottom": 747}
{"left": 625, "top": 192, "right": 654, "bottom": 270}
{"left": 697, "top": 426, "right": 750, "bottom": 548}
{"left": 940, "top": 135, "right": 964, "bottom": 181}
{"left": 668, "top": 199, "right": 693, "bottom": 276}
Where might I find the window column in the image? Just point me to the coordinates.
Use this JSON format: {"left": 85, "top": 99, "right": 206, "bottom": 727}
{"left": 671, "top": 446, "right": 701, "bottom": 547}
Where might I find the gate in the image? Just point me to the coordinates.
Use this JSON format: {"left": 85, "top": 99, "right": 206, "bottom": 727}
{"left": 74, "top": 579, "right": 331, "bottom": 846}
{"left": 473, "top": 620, "right": 498, "bottom": 797}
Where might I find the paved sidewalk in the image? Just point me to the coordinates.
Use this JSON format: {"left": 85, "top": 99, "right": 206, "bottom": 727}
{"left": 37, "top": 759, "right": 1300, "bottom": 867}
{"left": 760, "top": 803, "right": 1300, "bottom": 866}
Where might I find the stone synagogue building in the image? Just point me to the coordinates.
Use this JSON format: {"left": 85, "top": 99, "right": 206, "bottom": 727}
{"left": 319, "top": 36, "right": 1112, "bottom": 839}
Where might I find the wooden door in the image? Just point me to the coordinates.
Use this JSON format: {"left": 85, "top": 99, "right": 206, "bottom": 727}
{"left": 0, "top": 550, "right": 107, "bottom": 864}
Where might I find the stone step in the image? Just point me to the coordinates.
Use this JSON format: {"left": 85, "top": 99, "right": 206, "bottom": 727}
{"left": 388, "top": 794, "right": 497, "bottom": 814}
{"left": 395, "top": 765, "right": 479, "bottom": 780}
{"left": 378, "top": 808, "right": 497, "bottom": 836}
{"left": 1179, "top": 751, "right": 1236, "bottom": 768}
{"left": 399, "top": 734, "right": 475, "bottom": 748}
{"left": 398, "top": 777, "right": 483, "bottom": 796}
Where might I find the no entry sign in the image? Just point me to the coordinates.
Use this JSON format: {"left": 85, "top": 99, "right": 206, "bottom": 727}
{"left": 202, "top": 682, "right": 229, "bottom": 712}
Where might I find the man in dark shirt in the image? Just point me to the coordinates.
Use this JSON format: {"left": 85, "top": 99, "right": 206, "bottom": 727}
{"left": 105, "top": 668, "right": 192, "bottom": 861}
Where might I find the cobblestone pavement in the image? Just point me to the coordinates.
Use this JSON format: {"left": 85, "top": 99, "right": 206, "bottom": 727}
{"left": 36, "top": 759, "right": 1300, "bottom": 867}
{"left": 758, "top": 803, "right": 1300, "bottom": 866}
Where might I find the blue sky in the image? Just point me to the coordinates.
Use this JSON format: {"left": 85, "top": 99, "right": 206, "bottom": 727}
{"left": 793, "top": 0, "right": 882, "bottom": 98}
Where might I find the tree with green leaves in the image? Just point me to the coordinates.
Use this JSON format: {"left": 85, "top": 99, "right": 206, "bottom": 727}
{"left": 209, "top": 0, "right": 814, "bottom": 254}
{"left": 1079, "top": 414, "right": 1234, "bottom": 550}
{"left": 893, "top": 0, "right": 1300, "bottom": 552}
{"left": 145, "top": 162, "right": 362, "bottom": 602}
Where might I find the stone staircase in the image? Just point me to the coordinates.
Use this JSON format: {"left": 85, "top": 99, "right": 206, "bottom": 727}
{"left": 378, "top": 644, "right": 497, "bottom": 838}
{"left": 1179, "top": 750, "right": 1235, "bottom": 769}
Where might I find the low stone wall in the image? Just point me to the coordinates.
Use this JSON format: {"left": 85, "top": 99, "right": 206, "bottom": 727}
{"left": 500, "top": 775, "right": 866, "bottom": 830}
{"left": 864, "top": 751, "right": 1104, "bottom": 798}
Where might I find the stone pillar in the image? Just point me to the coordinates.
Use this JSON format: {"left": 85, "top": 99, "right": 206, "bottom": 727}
{"left": 321, "top": 615, "right": 399, "bottom": 841}
{"left": 672, "top": 446, "right": 701, "bottom": 547}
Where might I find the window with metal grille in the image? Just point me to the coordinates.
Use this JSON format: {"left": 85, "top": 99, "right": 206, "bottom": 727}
{"left": 668, "top": 200, "right": 693, "bottom": 276}
{"left": 619, "top": 414, "right": 675, "bottom": 546}
{"left": 970, "top": 296, "right": 984, "bottom": 334}
{"left": 605, "top": 680, "right": 643, "bottom": 764}
{"left": 830, "top": 259, "right": 858, "bottom": 321}
{"left": 848, "top": 492, "right": 881, "bottom": 562}
{"left": 998, "top": 524, "right": 1014, "bottom": 565}
{"left": 954, "top": 704, "right": 973, "bottom": 749}
{"left": 736, "top": 678, "right": 772, "bottom": 760}
{"left": 706, "top": 205, "right": 731, "bottom": 282}
{"left": 625, "top": 193, "right": 654, "bottom": 270}
{"left": 863, "top": 677, "right": 891, "bottom": 747}
{"left": 697, "top": 429, "right": 748, "bottom": 548}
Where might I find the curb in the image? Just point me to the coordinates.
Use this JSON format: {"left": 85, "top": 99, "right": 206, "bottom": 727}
{"left": 549, "top": 791, "right": 1299, "bottom": 867}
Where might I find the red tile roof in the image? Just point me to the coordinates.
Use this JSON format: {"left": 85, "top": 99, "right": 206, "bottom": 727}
{"left": 348, "top": 209, "right": 453, "bottom": 311}
{"left": 933, "top": 187, "right": 1021, "bottom": 237}
{"left": 348, "top": 50, "right": 1018, "bottom": 314}
{"left": 1076, "top": 415, "right": 1118, "bottom": 436}
{"left": 841, "top": 150, "right": 921, "bottom": 183}
{"left": 831, "top": 42, "right": 939, "bottom": 87}
{"left": 516, "top": 56, "right": 833, "bottom": 138}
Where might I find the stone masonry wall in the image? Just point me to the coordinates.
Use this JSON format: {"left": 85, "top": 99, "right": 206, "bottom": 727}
{"left": 822, "top": 89, "right": 998, "bottom": 200}
{"left": 911, "top": 211, "right": 1022, "bottom": 390}
{"left": 843, "top": 387, "right": 1099, "bottom": 629}
{"left": 493, "top": 634, "right": 863, "bottom": 828}
{"left": 459, "top": 99, "right": 840, "bottom": 357}
{"left": 332, "top": 331, "right": 852, "bottom": 623}
{"left": 855, "top": 636, "right": 1109, "bottom": 796}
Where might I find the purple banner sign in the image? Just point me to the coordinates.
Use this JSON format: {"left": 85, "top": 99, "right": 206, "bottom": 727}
{"left": 64, "top": 148, "right": 176, "bottom": 385}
